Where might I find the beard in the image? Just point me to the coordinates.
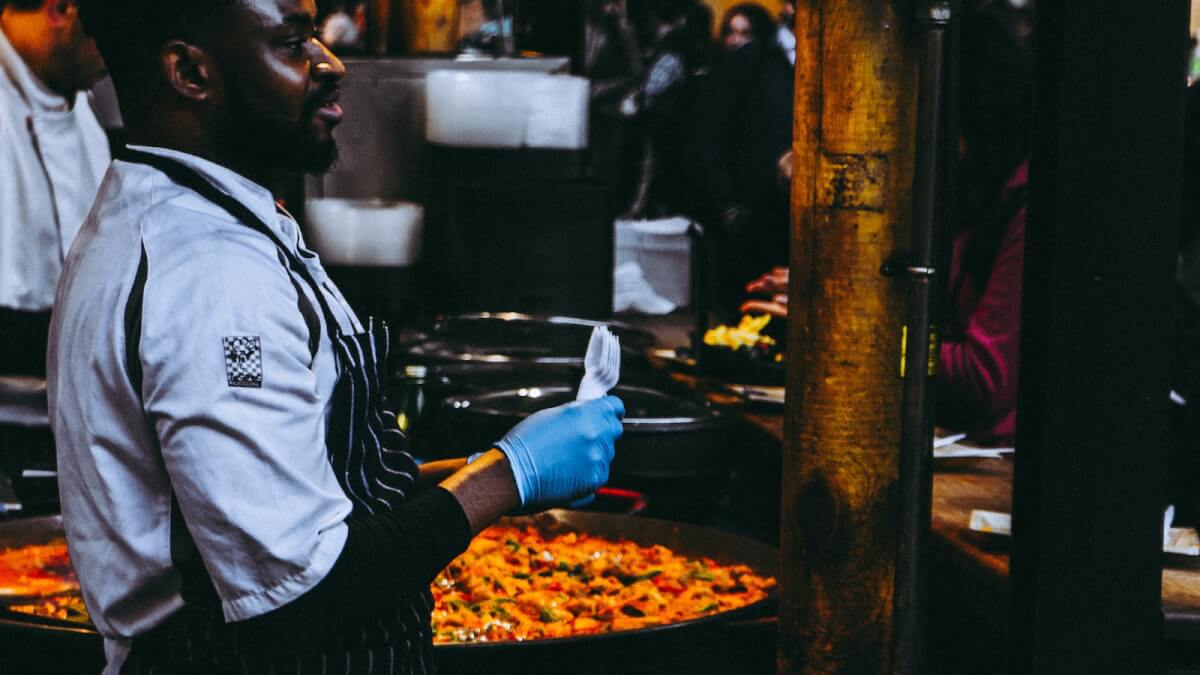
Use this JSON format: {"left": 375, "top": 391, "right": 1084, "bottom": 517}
{"left": 222, "top": 77, "right": 340, "bottom": 175}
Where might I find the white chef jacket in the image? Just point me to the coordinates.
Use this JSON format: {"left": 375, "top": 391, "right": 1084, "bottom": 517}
{"left": 0, "top": 27, "right": 110, "bottom": 311}
{"left": 48, "top": 146, "right": 361, "bottom": 671}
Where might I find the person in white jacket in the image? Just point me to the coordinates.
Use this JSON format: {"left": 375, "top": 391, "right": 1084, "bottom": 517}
{"left": 0, "top": 0, "right": 109, "bottom": 375}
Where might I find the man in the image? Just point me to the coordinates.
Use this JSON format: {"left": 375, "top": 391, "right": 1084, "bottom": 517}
{"left": 54, "top": 1, "right": 625, "bottom": 673}
{"left": 688, "top": 3, "right": 793, "bottom": 313}
{"left": 0, "top": 0, "right": 109, "bottom": 375}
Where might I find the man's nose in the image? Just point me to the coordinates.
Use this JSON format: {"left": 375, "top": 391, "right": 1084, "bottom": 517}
{"left": 312, "top": 39, "right": 346, "bottom": 82}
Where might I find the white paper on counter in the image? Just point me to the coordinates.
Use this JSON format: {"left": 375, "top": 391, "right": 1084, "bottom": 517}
{"left": 971, "top": 508, "right": 1200, "bottom": 555}
{"left": 1164, "top": 505, "right": 1200, "bottom": 556}
{"left": 724, "top": 384, "right": 785, "bottom": 405}
{"left": 934, "top": 432, "right": 968, "bottom": 448}
{"left": 1166, "top": 528, "right": 1200, "bottom": 556}
{"left": 969, "top": 510, "right": 1012, "bottom": 536}
{"left": 935, "top": 443, "right": 1015, "bottom": 460}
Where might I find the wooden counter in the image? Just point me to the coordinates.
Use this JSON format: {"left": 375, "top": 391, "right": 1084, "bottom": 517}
{"left": 652, "top": 361, "right": 1200, "bottom": 642}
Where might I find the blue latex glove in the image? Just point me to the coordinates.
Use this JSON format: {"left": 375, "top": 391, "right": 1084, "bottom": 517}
{"left": 495, "top": 396, "right": 625, "bottom": 509}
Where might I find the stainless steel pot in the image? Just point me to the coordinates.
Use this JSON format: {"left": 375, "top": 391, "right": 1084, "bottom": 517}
{"left": 437, "top": 385, "right": 735, "bottom": 482}
{"left": 436, "top": 385, "right": 736, "bottom": 521}
{"left": 398, "top": 313, "right": 656, "bottom": 366}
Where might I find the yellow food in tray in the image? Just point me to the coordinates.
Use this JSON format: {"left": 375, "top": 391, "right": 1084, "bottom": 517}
{"left": 704, "top": 314, "right": 776, "bottom": 350}
{"left": 431, "top": 525, "right": 775, "bottom": 644}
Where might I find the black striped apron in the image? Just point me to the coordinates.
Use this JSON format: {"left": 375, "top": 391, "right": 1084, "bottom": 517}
{"left": 117, "top": 150, "right": 433, "bottom": 675}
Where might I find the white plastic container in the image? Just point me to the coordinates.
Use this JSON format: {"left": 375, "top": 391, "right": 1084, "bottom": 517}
{"left": 425, "top": 70, "right": 589, "bottom": 149}
{"left": 425, "top": 71, "right": 527, "bottom": 148}
{"left": 614, "top": 217, "right": 693, "bottom": 308}
{"left": 523, "top": 74, "right": 589, "bottom": 149}
{"left": 304, "top": 199, "right": 425, "bottom": 267}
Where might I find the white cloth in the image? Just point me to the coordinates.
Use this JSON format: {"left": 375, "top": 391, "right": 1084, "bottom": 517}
{"left": 0, "top": 27, "right": 109, "bottom": 311}
{"left": 49, "top": 146, "right": 361, "bottom": 667}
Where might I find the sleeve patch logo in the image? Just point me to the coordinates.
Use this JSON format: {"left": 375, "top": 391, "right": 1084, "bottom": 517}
{"left": 223, "top": 336, "right": 263, "bottom": 388}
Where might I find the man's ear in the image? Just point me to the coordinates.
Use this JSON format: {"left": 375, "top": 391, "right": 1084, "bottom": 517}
{"left": 161, "top": 40, "right": 213, "bottom": 103}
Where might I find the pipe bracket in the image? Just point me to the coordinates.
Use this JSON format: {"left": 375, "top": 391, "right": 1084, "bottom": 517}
{"left": 880, "top": 256, "right": 937, "bottom": 279}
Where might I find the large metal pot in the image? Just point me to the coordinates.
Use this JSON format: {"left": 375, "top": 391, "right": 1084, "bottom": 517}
{"left": 398, "top": 313, "right": 656, "bottom": 366}
{"left": 0, "top": 516, "right": 103, "bottom": 675}
{"left": 389, "top": 361, "right": 582, "bottom": 458}
{"left": 437, "top": 385, "right": 736, "bottom": 520}
{"left": 0, "top": 512, "right": 777, "bottom": 675}
{"left": 0, "top": 377, "right": 47, "bottom": 428}
{"left": 0, "top": 378, "right": 56, "bottom": 514}
{"left": 436, "top": 510, "right": 778, "bottom": 674}
{"left": 438, "top": 385, "right": 734, "bottom": 480}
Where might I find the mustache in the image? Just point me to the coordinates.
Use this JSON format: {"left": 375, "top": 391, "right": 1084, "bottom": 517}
{"left": 305, "top": 85, "right": 341, "bottom": 114}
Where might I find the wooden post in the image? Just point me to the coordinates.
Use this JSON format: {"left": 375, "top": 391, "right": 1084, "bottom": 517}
{"left": 401, "top": 0, "right": 460, "bottom": 53}
{"left": 779, "top": 1, "right": 918, "bottom": 672}
{"left": 368, "top": 0, "right": 393, "bottom": 55}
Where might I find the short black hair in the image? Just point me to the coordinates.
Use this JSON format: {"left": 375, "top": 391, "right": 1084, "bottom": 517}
{"left": 77, "top": 0, "right": 239, "bottom": 97}
{"left": 1, "top": 0, "right": 50, "bottom": 11}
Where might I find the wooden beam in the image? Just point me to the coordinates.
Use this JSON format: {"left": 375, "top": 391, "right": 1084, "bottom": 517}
{"left": 779, "top": 1, "right": 918, "bottom": 672}
{"left": 1010, "top": 0, "right": 1189, "bottom": 671}
{"left": 402, "top": 0, "right": 461, "bottom": 53}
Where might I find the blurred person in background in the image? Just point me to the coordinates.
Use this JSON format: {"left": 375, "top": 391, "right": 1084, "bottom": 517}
{"left": 938, "top": 8, "right": 1031, "bottom": 445}
{"left": 585, "top": 0, "right": 642, "bottom": 114}
{"left": 688, "top": 2, "right": 793, "bottom": 313}
{"left": 584, "top": 0, "right": 643, "bottom": 209}
{"left": 458, "top": 0, "right": 512, "bottom": 56}
{"left": 620, "top": 0, "right": 708, "bottom": 219}
{"left": 0, "top": 0, "right": 109, "bottom": 376}
{"left": 742, "top": 9, "right": 1032, "bottom": 447}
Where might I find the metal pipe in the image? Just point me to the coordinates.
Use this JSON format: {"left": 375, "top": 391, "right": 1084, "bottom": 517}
{"left": 890, "top": 1, "right": 953, "bottom": 672}
{"left": 688, "top": 221, "right": 708, "bottom": 361}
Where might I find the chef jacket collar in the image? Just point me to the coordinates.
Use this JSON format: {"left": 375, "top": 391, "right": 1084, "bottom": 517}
{"left": 0, "top": 26, "right": 74, "bottom": 113}
{"left": 124, "top": 145, "right": 293, "bottom": 247}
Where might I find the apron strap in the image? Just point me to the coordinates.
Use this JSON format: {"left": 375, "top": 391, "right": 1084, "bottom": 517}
{"left": 119, "top": 148, "right": 343, "bottom": 342}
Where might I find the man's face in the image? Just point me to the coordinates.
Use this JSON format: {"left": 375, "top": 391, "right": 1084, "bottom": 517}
{"left": 64, "top": 7, "right": 106, "bottom": 90}
{"left": 724, "top": 14, "right": 752, "bottom": 52}
{"left": 208, "top": 0, "right": 345, "bottom": 173}
{"left": 27, "top": 1, "right": 106, "bottom": 95}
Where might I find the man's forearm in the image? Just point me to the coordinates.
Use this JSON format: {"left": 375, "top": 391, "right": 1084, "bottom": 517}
{"left": 438, "top": 449, "right": 520, "bottom": 534}
{"left": 236, "top": 454, "right": 518, "bottom": 651}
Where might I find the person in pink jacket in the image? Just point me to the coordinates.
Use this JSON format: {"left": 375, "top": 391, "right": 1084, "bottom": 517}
{"left": 743, "top": 9, "right": 1031, "bottom": 446}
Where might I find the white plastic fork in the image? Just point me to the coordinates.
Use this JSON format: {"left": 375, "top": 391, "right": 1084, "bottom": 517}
{"left": 577, "top": 326, "right": 621, "bottom": 401}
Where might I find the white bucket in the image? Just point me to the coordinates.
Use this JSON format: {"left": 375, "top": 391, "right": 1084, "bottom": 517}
{"left": 614, "top": 217, "right": 693, "bottom": 308}
{"left": 304, "top": 199, "right": 425, "bottom": 268}
{"left": 425, "top": 70, "right": 589, "bottom": 150}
